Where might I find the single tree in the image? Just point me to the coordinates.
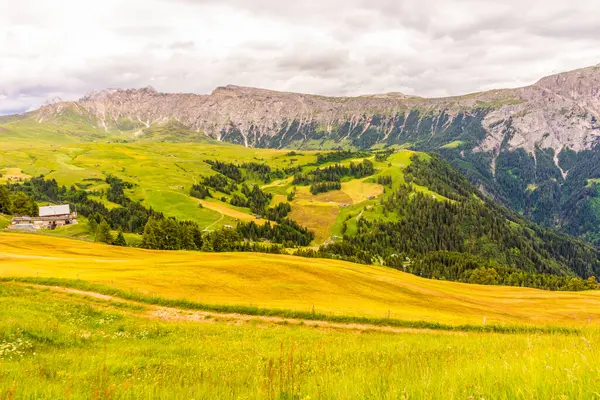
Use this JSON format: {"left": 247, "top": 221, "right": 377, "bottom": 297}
{"left": 113, "top": 230, "right": 127, "bottom": 246}
{"left": 95, "top": 221, "right": 114, "bottom": 244}
{"left": 0, "top": 186, "right": 13, "bottom": 214}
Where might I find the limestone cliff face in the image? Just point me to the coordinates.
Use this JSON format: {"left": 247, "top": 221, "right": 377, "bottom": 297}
{"left": 35, "top": 65, "right": 600, "bottom": 153}
{"left": 480, "top": 65, "right": 600, "bottom": 154}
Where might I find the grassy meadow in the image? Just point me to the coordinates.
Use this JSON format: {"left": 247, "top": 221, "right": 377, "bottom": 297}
{"left": 3, "top": 123, "right": 600, "bottom": 398}
{"left": 3, "top": 233, "right": 600, "bottom": 328}
{"left": 2, "top": 230, "right": 600, "bottom": 398}
{"left": 2, "top": 272, "right": 600, "bottom": 398}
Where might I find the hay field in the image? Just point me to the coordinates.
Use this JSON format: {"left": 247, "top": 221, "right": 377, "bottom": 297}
{"left": 2, "top": 232, "right": 600, "bottom": 327}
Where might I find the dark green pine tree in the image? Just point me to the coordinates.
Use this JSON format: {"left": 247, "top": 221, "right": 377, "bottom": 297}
{"left": 113, "top": 230, "right": 127, "bottom": 246}
{"left": 95, "top": 221, "right": 114, "bottom": 244}
{"left": 141, "top": 218, "right": 161, "bottom": 249}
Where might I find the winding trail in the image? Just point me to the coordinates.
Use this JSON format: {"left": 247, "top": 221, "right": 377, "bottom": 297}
{"left": 202, "top": 208, "right": 225, "bottom": 232}
{"left": 34, "top": 284, "right": 463, "bottom": 336}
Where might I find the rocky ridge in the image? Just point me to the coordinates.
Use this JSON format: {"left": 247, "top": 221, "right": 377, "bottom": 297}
{"left": 33, "top": 65, "right": 600, "bottom": 154}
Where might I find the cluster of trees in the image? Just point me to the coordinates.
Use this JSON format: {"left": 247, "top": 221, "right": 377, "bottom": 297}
{"left": 205, "top": 159, "right": 297, "bottom": 184}
{"left": 141, "top": 217, "right": 204, "bottom": 250}
{"left": 293, "top": 160, "right": 375, "bottom": 186}
{"left": 239, "top": 184, "right": 273, "bottom": 214}
{"left": 105, "top": 175, "right": 136, "bottom": 206}
{"left": 236, "top": 219, "right": 314, "bottom": 246}
{"left": 87, "top": 213, "right": 127, "bottom": 246}
{"left": 190, "top": 183, "right": 211, "bottom": 200}
{"left": 264, "top": 202, "right": 292, "bottom": 223}
{"left": 409, "top": 252, "right": 597, "bottom": 291}
{"left": 205, "top": 160, "right": 243, "bottom": 182}
{"left": 0, "top": 186, "right": 37, "bottom": 216}
{"left": 200, "top": 174, "right": 238, "bottom": 195}
{"left": 8, "top": 176, "right": 163, "bottom": 234}
{"left": 374, "top": 150, "right": 394, "bottom": 162}
{"left": 310, "top": 181, "right": 341, "bottom": 195}
{"left": 240, "top": 162, "right": 287, "bottom": 183}
{"left": 376, "top": 175, "right": 392, "bottom": 186}
{"left": 315, "top": 150, "right": 369, "bottom": 165}
{"left": 139, "top": 217, "right": 287, "bottom": 253}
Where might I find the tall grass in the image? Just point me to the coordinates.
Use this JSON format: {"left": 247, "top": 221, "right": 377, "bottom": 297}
{"left": 1, "top": 282, "right": 599, "bottom": 399}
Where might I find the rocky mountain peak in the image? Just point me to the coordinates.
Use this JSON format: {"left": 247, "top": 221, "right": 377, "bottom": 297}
{"left": 80, "top": 86, "right": 160, "bottom": 102}
{"left": 31, "top": 64, "right": 600, "bottom": 154}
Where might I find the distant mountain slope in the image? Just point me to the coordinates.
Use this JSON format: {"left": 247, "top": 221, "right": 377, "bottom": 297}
{"left": 24, "top": 64, "right": 600, "bottom": 153}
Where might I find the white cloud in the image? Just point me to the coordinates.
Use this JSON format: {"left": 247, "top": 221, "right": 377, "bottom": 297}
{"left": 1, "top": 0, "right": 600, "bottom": 114}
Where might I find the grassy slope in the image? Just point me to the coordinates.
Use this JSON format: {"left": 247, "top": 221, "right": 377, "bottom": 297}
{"left": 2, "top": 132, "right": 419, "bottom": 242}
{"left": 0, "top": 138, "right": 321, "bottom": 230}
{"left": 2, "top": 283, "right": 599, "bottom": 399}
{"left": 2, "top": 232, "right": 600, "bottom": 327}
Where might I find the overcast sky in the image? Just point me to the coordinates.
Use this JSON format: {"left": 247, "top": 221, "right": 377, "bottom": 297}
{"left": 1, "top": 0, "right": 600, "bottom": 115}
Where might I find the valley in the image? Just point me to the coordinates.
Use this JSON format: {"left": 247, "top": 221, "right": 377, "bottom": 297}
{"left": 2, "top": 133, "right": 600, "bottom": 291}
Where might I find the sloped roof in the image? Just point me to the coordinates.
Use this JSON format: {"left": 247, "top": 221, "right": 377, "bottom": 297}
{"left": 39, "top": 204, "right": 70, "bottom": 217}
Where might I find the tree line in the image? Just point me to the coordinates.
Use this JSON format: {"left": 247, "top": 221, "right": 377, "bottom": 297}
{"left": 293, "top": 160, "right": 375, "bottom": 194}
{"left": 315, "top": 150, "right": 370, "bottom": 165}
{"left": 408, "top": 251, "right": 598, "bottom": 291}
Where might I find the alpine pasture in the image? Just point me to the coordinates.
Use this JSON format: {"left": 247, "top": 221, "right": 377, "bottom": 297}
{"left": 2, "top": 234, "right": 600, "bottom": 398}
{"left": 3, "top": 136, "right": 600, "bottom": 398}
{"left": 1, "top": 138, "right": 399, "bottom": 242}
{"left": 3, "top": 233, "right": 600, "bottom": 327}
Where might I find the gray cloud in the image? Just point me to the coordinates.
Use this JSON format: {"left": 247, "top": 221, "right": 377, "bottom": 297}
{"left": 1, "top": 0, "right": 600, "bottom": 114}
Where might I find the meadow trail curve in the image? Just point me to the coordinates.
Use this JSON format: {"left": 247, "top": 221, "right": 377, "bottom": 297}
{"left": 37, "top": 284, "right": 464, "bottom": 336}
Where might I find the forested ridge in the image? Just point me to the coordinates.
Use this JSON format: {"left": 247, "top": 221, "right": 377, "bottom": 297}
{"left": 301, "top": 154, "right": 600, "bottom": 290}
{"left": 440, "top": 144, "right": 600, "bottom": 247}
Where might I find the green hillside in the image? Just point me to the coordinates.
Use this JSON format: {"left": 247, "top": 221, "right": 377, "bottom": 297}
{"left": 2, "top": 120, "right": 600, "bottom": 290}
{"left": 5, "top": 106, "right": 600, "bottom": 250}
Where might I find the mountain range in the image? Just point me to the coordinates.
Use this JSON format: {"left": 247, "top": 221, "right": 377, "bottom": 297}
{"left": 4, "top": 64, "right": 600, "bottom": 246}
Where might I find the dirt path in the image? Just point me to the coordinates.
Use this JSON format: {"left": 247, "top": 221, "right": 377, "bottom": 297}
{"left": 202, "top": 207, "right": 224, "bottom": 231}
{"left": 38, "top": 285, "right": 463, "bottom": 336}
